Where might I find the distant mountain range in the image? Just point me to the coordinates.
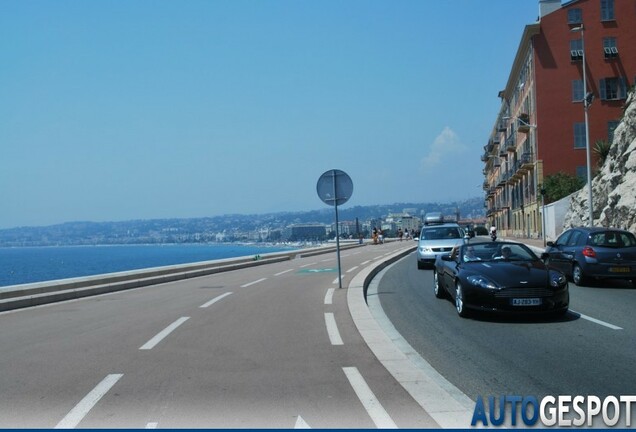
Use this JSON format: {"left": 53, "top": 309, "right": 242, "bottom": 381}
{"left": 0, "top": 197, "right": 486, "bottom": 247}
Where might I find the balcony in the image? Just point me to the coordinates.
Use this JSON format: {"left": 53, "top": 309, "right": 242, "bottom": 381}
{"left": 520, "top": 152, "right": 534, "bottom": 170}
{"left": 505, "top": 135, "right": 516, "bottom": 152}
{"left": 517, "top": 113, "right": 531, "bottom": 133}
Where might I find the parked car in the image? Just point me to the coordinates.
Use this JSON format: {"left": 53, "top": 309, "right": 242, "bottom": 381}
{"left": 417, "top": 217, "right": 465, "bottom": 269}
{"left": 433, "top": 241, "right": 569, "bottom": 318}
{"left": 544, "top": 227, "right": 636, "bottom": 286}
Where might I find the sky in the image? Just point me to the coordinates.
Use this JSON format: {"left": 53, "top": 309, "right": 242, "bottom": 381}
{"left": 1, "top": 0, "right": 545, "bottom": 229}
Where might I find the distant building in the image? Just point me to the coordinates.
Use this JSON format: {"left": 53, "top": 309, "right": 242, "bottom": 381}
{"left": 283, "top": 224, "right": 327, "bottom": 241}
{"left": 483, "top": 0, "right": 636, "bottom": 237}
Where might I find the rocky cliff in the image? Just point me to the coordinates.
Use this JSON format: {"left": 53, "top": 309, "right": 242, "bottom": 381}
{"left": 565, "top": 90, "right": 636, "bottom": 231}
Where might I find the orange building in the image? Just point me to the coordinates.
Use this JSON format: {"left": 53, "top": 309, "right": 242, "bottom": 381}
{"left": 483, "top": 0, "right": 636, "bottom": 238}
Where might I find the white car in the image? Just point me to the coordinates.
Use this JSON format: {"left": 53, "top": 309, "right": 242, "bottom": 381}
{"left": 417, "top": 223, "right": 466, "bottom": 269}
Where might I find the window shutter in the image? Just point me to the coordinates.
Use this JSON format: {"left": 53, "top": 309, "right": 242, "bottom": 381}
{"left": 619, "top": 77, "right": 627, "bottom": 99}
{"left": 599, "top": 79, "right": 607, "bottom": 100}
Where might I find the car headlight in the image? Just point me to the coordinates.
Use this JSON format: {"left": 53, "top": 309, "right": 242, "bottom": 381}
{"left": 467, "top": 275, "right": 498, "bottom": 290}
{"left": 550, "top": 272, "right": 567, "bottom": 288}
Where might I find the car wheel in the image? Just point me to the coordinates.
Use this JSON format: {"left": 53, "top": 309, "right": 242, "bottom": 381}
{"left": 433, "top": 270, "right": 445, "bottom": 298}
{"left": 572, "top": 264, "right": 587, "bottom": 286}
{"left": 455, "top": 281, "right": 469, "bottom": 318}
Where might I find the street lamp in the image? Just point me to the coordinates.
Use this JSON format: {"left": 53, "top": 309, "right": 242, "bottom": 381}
{"left": 571, "top": 24, "right": 594, "bottom": 227}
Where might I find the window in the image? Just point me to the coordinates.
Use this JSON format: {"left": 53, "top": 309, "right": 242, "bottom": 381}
{"left": 567, "top": 231, "right": 582, "bottom": 246}
{"left": 574, "top": 123, "right": 586, "bottom": 148}
{"left": 568, "top": 8, "right": 582, "bottom": 24}
{"left": 601, "top": 0, "right": 615, "bottom": 21}
{"left": 599, "top": 77, "right": 627, "bottom": 100}
{"left": 608, "top": 121, "right": 619, "bottom": 143}
{"left": 570, "top": 39, "right": 583, "bottom": 61}
{"left": 572, "top": 80, "right": 584, "bottom": 102}
{"left": 603, "top": 37, "right": 618, "bottom": 58}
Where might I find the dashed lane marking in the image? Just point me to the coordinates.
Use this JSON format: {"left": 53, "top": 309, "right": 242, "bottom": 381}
{"left": 240, "top": 277, "right": 267, "bottom": 288}
{"left": 342, "top": 367, "right": 397, "bottom": 429}
{"left": 324, "top": 313, "right": 343, "bottom": 345}
{"left": 324, "top": 288, "right": 335, "bottom": 305}
{"left": 55, "top": 374, "right": 123, "bottom": 429}
{"left": 140, "top": 317, "right": 190, "bottom": 350}
{"left": 199, "top": 292, "right": 233, "bottom": 308}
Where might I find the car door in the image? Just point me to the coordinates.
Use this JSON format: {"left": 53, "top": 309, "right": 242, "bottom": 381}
{"left": 441, "top": 246, "right": 461, "bottom": 288}
{"left": 546, "top": 230, "right": 576, "bottom": 274}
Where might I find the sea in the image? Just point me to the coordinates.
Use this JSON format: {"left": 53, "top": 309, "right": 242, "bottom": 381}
{"left": 0, "top": 243, "right": 299, "bottom": 288}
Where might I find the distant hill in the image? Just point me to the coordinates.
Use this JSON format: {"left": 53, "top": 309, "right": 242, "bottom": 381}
{"left": 0, "top": 198, "right": 485, "bottom": 246}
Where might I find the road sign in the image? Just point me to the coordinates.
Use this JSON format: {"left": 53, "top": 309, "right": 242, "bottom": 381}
{"left": 316, "top": 169, "right": 353, "bottom": 206}
{"left": 316, "top": 169, "right": 354, "bottom": 288}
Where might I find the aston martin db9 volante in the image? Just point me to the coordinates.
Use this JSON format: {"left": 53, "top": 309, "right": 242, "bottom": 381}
{"left": 433, "top": 241, "right": 569, "bottom": 318}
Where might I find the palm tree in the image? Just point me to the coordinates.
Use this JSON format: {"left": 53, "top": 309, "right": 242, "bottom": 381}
{"left": 593, "top": 139, "right": 611, "bottom": 167}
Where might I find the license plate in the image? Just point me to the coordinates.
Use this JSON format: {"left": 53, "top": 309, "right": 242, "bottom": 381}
{"left": 609, "top": 267, "right": 630, "bottom": 273}
{"left": 512, "top": 298, "right": 542, "bottom": 306}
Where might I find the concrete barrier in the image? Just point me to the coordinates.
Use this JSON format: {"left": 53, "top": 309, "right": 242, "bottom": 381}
{"left": 0, "top": 242, "right": 366, "bottom": 312}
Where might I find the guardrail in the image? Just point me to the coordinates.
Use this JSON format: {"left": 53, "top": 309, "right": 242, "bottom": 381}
{"left": 0, "top": 242, "right": 365, "bottom": 312}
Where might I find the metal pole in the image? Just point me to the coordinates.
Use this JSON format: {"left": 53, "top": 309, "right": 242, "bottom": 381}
{"left": 542, "top": 194, "right": 546, "bottom": 247}
{"left": 581, "top": 26, "right": 594, "bottom": 227}
{"left": 332, "top": 170, "right": 343, "bottom": 288}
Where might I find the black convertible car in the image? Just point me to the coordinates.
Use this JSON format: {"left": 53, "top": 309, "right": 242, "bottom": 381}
{"left": 433, "top": 241, "right": 569, "bottom": 318}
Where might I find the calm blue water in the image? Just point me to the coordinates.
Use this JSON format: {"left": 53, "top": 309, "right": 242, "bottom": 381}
{"left": 0, "top": 244, "right": 297, "bottom": 287}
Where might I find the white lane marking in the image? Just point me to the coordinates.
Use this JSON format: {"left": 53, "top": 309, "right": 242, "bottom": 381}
{"left": 199, "top": 292, "right": 233, "bottom": 308}
{"left": 324, "top": 313, "right": 343, "bottom": 345}
{"left": 321, "top": 258, "right": 333, "bottom": 262}
{"left": 140, "top": 317, "right": 190, "bottom": 350}
{"left": 361, "top": 260, "right": 371, "bottom": 265}
{"left": 373, "top": 255, "right": 384, "bottom": 260}
{"left": 295, "top": 415, "right": 311, "bottom": 428}
{"left": 324, "top": 288, "right": 335, "bottom": 305}
{"left": 342, "top": 367, "right": 397, "bottom": 429}
{"left": 570, "top": 309, "right": 623, "bottom": 330}
{"left": 55, "top": 374, "right": 123, "bottom": 429}
{"left": 240, "top": 277, "right": 267, "bottom": 288}
{"left": 299, "top": 262, "right": 317, "bottom": 268}
{"left": 332, "top": 276, "right": 344, "bottom": 285}
{"left": 346, "top": 266, "right": 359, "bottom": 273}
{"left": 275, "top": 269, "right": 294, "bottom": 276}
{"left": 146, "top": 422, "right": 158, "bottom": 429}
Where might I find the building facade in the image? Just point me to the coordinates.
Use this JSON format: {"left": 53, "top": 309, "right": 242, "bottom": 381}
{"left": 484, "top": 0, "right": 636, "bottom": 238}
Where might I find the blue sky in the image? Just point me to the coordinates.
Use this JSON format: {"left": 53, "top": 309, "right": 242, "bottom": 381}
{"left": 1, "top": 0, "right": 543, "bottom": 229}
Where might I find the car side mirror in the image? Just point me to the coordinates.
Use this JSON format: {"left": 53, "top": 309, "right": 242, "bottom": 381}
{"left": 541, "top": 252, "right": 550, "bottom": 261}
{"left": 441, "top": 254, "right": 453, "bottom": 262}
{"left": 546, "top": 241, "right": 555, "bottom": 247}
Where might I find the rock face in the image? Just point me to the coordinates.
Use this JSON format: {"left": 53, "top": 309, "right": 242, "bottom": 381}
{"left": 564, "top": 90, "right": 636, "bottom": 232}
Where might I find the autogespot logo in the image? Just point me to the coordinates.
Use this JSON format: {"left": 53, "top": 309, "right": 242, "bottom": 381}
{"left": 471, "top": 395, "right": 636, "bottom": 427}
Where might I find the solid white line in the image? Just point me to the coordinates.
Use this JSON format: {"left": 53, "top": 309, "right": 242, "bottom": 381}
{"left": 324, "top": 313, "right": 343, "bottom": 345}
{"left": 275, "top": 269, "right": 294, "bottom": 276}
{"left": 324, "top": 288, "right": 335, "bottom": 305}
{"left": 200, "top": 292, "right": 233, "bottom": 308}
{"left": 55, "top": 374, "right": 123, "bottom": 429}
{"left": 346, "top": 266, "right": 359, "bottom": 273}
{"left": 240, "top": 277, "right": 267, "bottom": 288}
{"left": 295, "top": 415, "right": 311, "bottom": 428}
{"left": 342, "top": 367, "right": 397, "bottom": 429}
{"left": 146, "top": 422, "right": 158, "bottom": 429}
{"left": 570, "top": 309, "right": 623, "bottom": 330}
{"left": 139, "top": 317, "right": 190, "bottom": 350}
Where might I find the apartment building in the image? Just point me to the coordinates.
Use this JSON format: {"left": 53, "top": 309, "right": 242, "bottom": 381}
{"left": 483, "top": 0, "right": 636, "bottom": 237}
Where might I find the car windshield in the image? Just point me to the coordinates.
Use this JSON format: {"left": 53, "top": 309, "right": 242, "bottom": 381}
{"left": 589, "top": 231, "right": 636, "bottom": 248}
{"left": 420, "top": 227, "right": 461, "bottom": 240}
{"left": 461, "top": 243, "right": 537, "bottom": 262}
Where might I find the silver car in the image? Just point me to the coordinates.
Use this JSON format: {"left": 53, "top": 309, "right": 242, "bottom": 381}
{"left": 417, "top": 223, "right": 465, "bottom": 269}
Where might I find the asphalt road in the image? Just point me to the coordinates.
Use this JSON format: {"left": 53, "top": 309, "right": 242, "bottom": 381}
{"left": 0, "top": 241, "right": 435, "bottom": 429}
{"left": 375, "top": 251, "right": 636, "bottom": 425}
